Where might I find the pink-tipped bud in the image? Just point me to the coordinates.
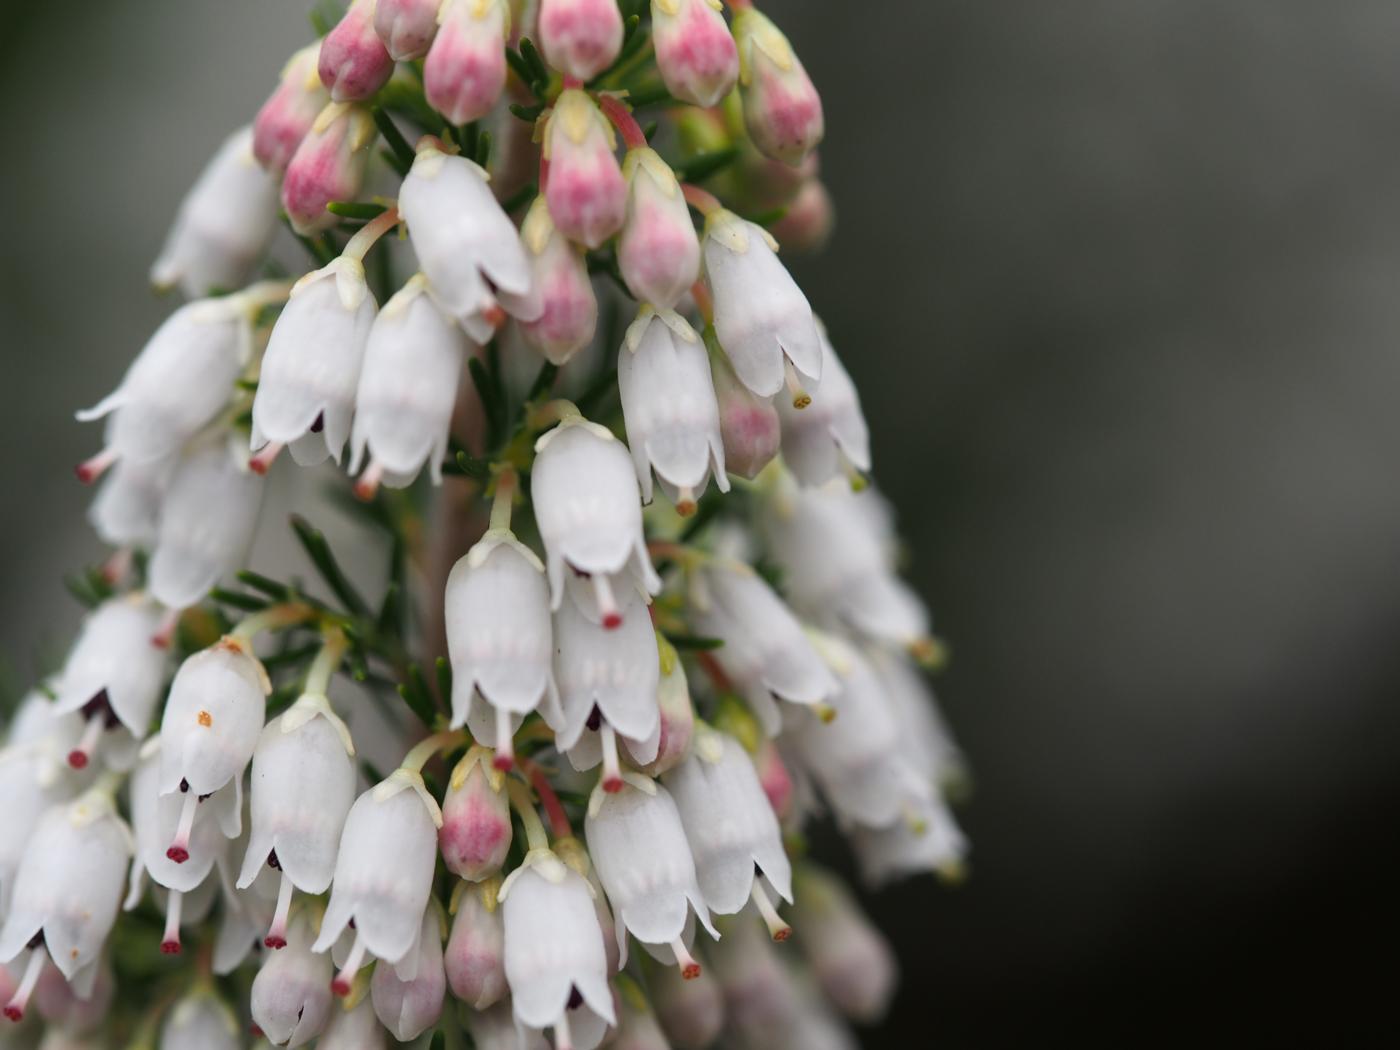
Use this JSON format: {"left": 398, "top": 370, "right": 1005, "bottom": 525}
{"left": 544, "top": 89, "right": 627, "bottom": 249}
{"left": 281, "top": 102, "right": 377, "bottom": 234}
{"left": 769, "top": 178, "right": 834, "bottom": 254}
{"left": 732, "top": 8, "right": 824, "bottom": 165}
{"left": 426, "top": 0, "right": 510, "bottom": 125}
{"left": 652, "top": 0, "right": 740, "bottom": 108}
{"left": 375, "top": 0, "right": 442, "bottom": 61}
{"left": 707, "top": 332, "right": 780, "bottom": 479}
{"left": 439, "top": 756, "right": 513, "bottom": 881}
{"left": 254, "top": 43, "right": 331, "bottom": 173}
{"left": 752, "top": 737, "right": 794, "bottom": 820}
{"left": 636, "top": 656, "right": 695, "bottom": 777}
{"left": 618, "top": 148, "right": 700, "bottom": 309}
{"left": 538, "top": 0, "right": 624, "bottom": 80}
{"left": 516, "top": 197, "right": 598, "bottom": 364}
{"left": 444, "top": 885, "right": 508, "bottom": 1010}
{"left": 320, "top": 0, "right": 397, "bottom": 101}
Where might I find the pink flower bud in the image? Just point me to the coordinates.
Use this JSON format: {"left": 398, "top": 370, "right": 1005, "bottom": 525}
{"left": 635, "top": 653, "right": 694, "bottom": 777}
{"left": 281, "top": 103, "right": 376, "bottom": 235}
{"left": 320, "top": 0, "right": 397, "bottom": 101}
{"left": 769, "top": 178, "right": 834, "bottom": 253}
{"left": 544, "top": 89, "right": 627, "bottom": 249}
{"left": 792, "top": 866, "right": 898, "bottom": 1023}
{"left": 253, "top": 43, "right": 330, "bottom": 173}
{"left": 439, "top": 752, "right": 512, "bottom": 881}
{"left": 515, "top": 197, "right": 598, "bottom": 364}
{"left": 618, "top": 148, "right": 700, "bottom": 308}
{"left": 732, "top": 8, "right": 823, "bottom": 165}
{"left": 538, "top": 0, "right": 624, "bottom": 80}
{"left": 707, "top": 333, "right": 780, "bottom": 479}
{"left": 651, "top": 0, "right": 740, "bottom": 108}
{"left": 649, "top": 954, "right": 725, "bottom": 1049}
{"left": 425, "top": 0, "right": 510, "bottom": 125}
{"left": 752, "top": 737, "right": 793, "bottom": 820}
{"left": 444, "top": 883, "right": 507, "bottom": 1009}
{"left": 374, "top": 0, "right": 441, "bottom": 61}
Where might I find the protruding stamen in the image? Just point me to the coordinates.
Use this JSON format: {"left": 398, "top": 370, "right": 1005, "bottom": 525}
{"left": 599, "top": 723, "right": 623, "bottom": 794}
{"left": 74, "top": 447, "right": 118, "bottom": 485}
{"left": 249, "top": 441, "right": 283, "bottom": 475}
{"left": 264, "top": 870, "right": 295, "bottom": 950}
{"left": 353, "top": 459, "right": 384, "bottom": 502}
{"left": 675, "top": 486, "right": 698, "bottom": 517}
{"left": 161, "top": 889, "right": 183, "bottom": 954}
{"left": 166, "top": 790, "right": 199, "bottom": 864}
{"left": 784, "top": 359, "right": 811, "bottom": 410}
{"left": 482, "top": 303, "right": 506, "bottom": 330}
{"left": 672, "top": 937, "right": 702, "bottom": 980}
{"left": 751, "top": 880, "right": 791, "bottom": 941}
{"left": 331, "top": 929, "right": 368, "bottom": 997}
{"left": 493, "top": 716, "right": 515, "bottom": 771}
{"left": 68, "top": 711, "right": 106, "bottom": 770}
{"left": 100, "top": 547, "right": 134, "bottom": 586}
{"left": 151, "top": 607, "right": 180, "bottom": 650}
{"left": 3, "top": 947, "right": 46, "bottom": 1022}
{"left": 592, "top": 573, "right": 622, "bottom": 630}
{"left": 554, "top": 1007, "right": 574, "bottom": 1050}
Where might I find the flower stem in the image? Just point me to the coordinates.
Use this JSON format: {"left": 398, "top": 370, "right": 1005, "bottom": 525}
{"left": 341, "top": 204, "right": 401, "bottom": 263}
{"left": 304, "top": 627, "right": 348, "bottom": 696}
{"left": 526, "top": 398, "right": 582, "bottom": 431}
{"left": 229, "top": 602, "right": 316, "bottom": 643}
{"left": 506, "top": 778, "right": 550, "bottom": 852}
{"left": 681, "top": 183, "right": 724, "bottom": 217}
{"left": 489, "top": 466, "right": 518, "bottom": 533}
{"left": 400, "top": 729, "right": 469, "bottom": 774}
{"left": 597, "top": 93, "right": 649, "bottom": 151}
{"left": 520, "top": 758, "right": 573, "bottom": 840}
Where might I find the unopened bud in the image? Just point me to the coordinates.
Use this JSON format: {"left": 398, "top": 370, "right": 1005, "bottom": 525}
{"left": 652, "top": 0, "right": 739, "bottom": 107}
{"left": 319, "top": 0, "right": 397, "bottom": 101}
{"left": 253, "top": 43, "right": 330, "bottom": 173}
{"left": 282, "top": 103, "right": 376, "bottom": 235}
{"left": 618, "top": 148, "right": 700, "bottom": 309}
{"left": 375, "top": 0, "right": 442, "bottom": 61}
{"left": 544, "top": 89, "right": 627, "bottom": 249}
{"left": 444, "top": 882, "right": 507, "bottom": 1009}
{"left": 792, "top": 865, "right": 898, "bottom": 1023}
{"left": 439, "top": 753, "right": 512, "bottom": 881}
{"left": 769, "top": 178, "right": 834, "bottom": 254}
{"left": 515, "top": 197, "right": 598, "bottom": 364}
{"left": 538, "top": 0, "right": 624, "bottom": 80}
{"left": 425, "top": 0, "right": 510, "bottom": 125}
{"left": 707, "top": 331, "right": 780, "bottom": 479}
{"left": 732, "top": 7, "right": 824, "bottom": 165}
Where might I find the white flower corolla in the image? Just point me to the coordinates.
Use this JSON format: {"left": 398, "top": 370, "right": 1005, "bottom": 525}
{"left": 849, "top": 794, "right": 968, "bottom": 889}
{"left": 250, "top": 911, "right": 333, "bottom": 1048}
{"left": 158, "top": 991, "right": 242, "bottom": 1050}
{"left": 148, "top": 438, "right": 266, "bottom": 614}
{"left": 500, "top": 850, "right": 616, "bottom": 1050}
{"left": 445, "top": 531, "right": 561, "bottom": 767}
{"left": 425, "top": 0, "right": 510, "bottom": 124}
{"left": 150, "top": 126, "right": 279, "bottom": 297}
{"left": 0, "top": 787, "right": 133, "bottom": 1016}
{"left": 370, "top": 904, "right": 445, "bottom": 1040}
{"left": 237, "top": 692, "right": 356, "bottom": 948}
{"left": 618, "top": 149, "right": 700, "bottom": 309}
{"left": 785, "top": 643, "right": 929, "bottom": 831}
{"left": 553, "top": 591, "right": 661, "bottom": 789}
{"left": 87, "top": 454, "right": 175, "bottom": 551}
{"left": 702, "top": 209, "right": 821, "bottom": 401}
{"left": 647, "top": 949, "right": 725, "bottom": 1050}
{"left": 688, "top": 560, "right": 837, "bottom": 733}
{"left": 253, "top": 43, "right": 330, "bottom": 173}
{"left": 532, "top": 417, "right": 661, "bottom": 625}
{"left": 466, "top": 999, "right": 551, "bottom": 1050}
{"left": 375, "top": 0, "right": 442, "bottom": 61}
{"left": 0, "top": 750, "right": 79, "bottom": 920}
{"left": 399, "top": 142, "right": 537, "bottom": 341}
{"left": 663, "top": 727, "right": 792, "bottom": 921}
{"left": 319, "top": 0, "right": 396, "bottom": 102}
{"left": 731, "top": 7, "right": 824, "bottom": 165}
{"left": 445, "top": 881, "right": 507, "bottom": 1009}
{"left": 651, "top": 0, "right": 739, "bottom": 107}
{"left": 775, "top": 325, "right": 870, "bottom": 485}
{"left": 870, "top": 649, "right": 967, "bottom": 791}
{"left": 252, "top": 258, "right": 378, "bottom": 472}
{"left": 51, "top": 596, "right": 166, "bottom": 771}
{"left": 584, "top": 776, "right": 716, "bottom": 974}
{"left": 313, "top": 771, "right": 442, "bottom": 994}
{"left": 439, "top": 750, "right": 512, "bottom": 881}
{"left": 538, "top": 0, "right": 624, "bottom": 80}
{"left": 617, "top": 307, "right": 728, "bottom": 514}
{"left": 75, "top": 295, "right": 256, "bottom": 470}
{"left": 513, "top": 198, "right": 598, "bottom": 365}
{"left": 348, "top": 274, "right": 467, "bottom": 491}
{"left": 214, "top": 861, "right": 280, "bottom": 975}
{"left": 544, "top": 91, "right": 627, "bottom": 250}
{"left": 282, "top": 102, "right": 377, "bottom": 235}
{"left": 790, "top": 865, "right": 896, "bottom": 1024}
{"left": 318, "top": 995, "right": 389, "bottom": 1050}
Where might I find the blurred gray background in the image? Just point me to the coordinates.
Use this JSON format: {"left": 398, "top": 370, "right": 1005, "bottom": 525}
{"left": 4, "top": 1, "right": 1400, "bottom": 1045}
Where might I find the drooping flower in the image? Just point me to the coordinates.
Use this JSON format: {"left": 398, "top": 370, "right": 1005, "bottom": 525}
{"left": 775, "top": 324, "right": 870, "bottom": 485}
{"left": 370, "top": 904, "right": 446, "bottom": 1040}
{"left": 731, "top": 6, "right": 824, "bottom": 165}
{"left": 544, "top": 90, "right": 627, "bottom": 250}
{"left": 617, "top": 306, "right": 728, "bottom": 514}
{"left": 445, "top": 880, "right": 508, "bottom": 1009}
{"left": 651, "top": 0, "right": 739, "bottom": 108}
{"left": 646, "top": 949, "right": 725, "bottom": 1050}
{"left": 319, "top": 0, "right": 396, "bottom": 101}
{"left": 250, "top": 910, "right": 333, "bottom": 1048}
{"left": 282, "top": 103, "right": 376, "bottom": 235}
{"left": 466, "top": 999, "right": 552, "bottom": 1050}
{"left": 158, "top": 991, "right": 242, "bottom": 1050}
{"left": 702, "top": 208, "right": 821, "bottom": 401}
{"left": 439, "top": 749, "right": 513, "bottom": 881}
{"left": 706, "top": 912, "right": 804, "bottom": 1050}
{"left": 0, "top": 749, "right": 81, "bottom": 919}
{"left": 538, "top": 0, "right": 624, "bottom": 80}
{"left": 318, "top": 996, "right": 390, "bottom": 1050}
{"left": 618, "top": 148, "right": 701, "bottom": 309}
{"left": 514, "top": 197, "right": 599, "bottom": 365}
{"left": 708, "top": 336, "right": 781, "bottom": 480}
{"left": 87, "top": 454, "right": 176, "bottom": 552}
{"left": 848, "top": 793, "right": 968, "bottom": 889}
{"left": 425, "top": 0, "right": 510, "bottom": 124}
{"left": 150, "top": 126, "right": 279, "bottom": 297}
{"left": 870, "top": 648, "right": 968, "bottom": 791}
{"left": 791, "top": 864, "right": 897, "bottom": 1023}
{"left": 253, "top": 43, "right": 330, "bottom": 173}
{"left": 374, "top": 0, "right": 442, "bottom": 60}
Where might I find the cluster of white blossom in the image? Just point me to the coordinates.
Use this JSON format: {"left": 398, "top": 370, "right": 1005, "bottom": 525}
{"left": 0, "top": 2, "right": 968, "bottom": 1049}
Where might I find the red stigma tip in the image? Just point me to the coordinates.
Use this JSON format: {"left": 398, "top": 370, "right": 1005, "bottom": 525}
{"left": 682, "top": 963, "right": 701, "bottom": 980}
{"left": 248, "top": 458, "right": 268, "bottom": 476}
{"left": 4, "top": 1006, "right": 22, "bottom": 1022}
{"left": 603, "top": 775, "right": 624, "bottom": 794}
{"left": 151, "top": 633, "right": 172, "bottom": 651}
{"left": 483, "top": 305, "right": 506, "bottom": 328}
{"left": 250, "top": 1024, "right": 264, "bottom": 1038}
{"left": 772, "top": 928, "right": 791, "bottom": 942}
{"left": 74, "top": 464, "right": 95, "bottom": 484}
{"left": 331, "top": 978, "right": 352, "bottom": 998}
{"left": 165, "top": 846, "right": 189, "bottom": 864}
{"left": 160, "top": 940, "right": 181, "bottom": 955}
{"left": 352, "top": 479, "right": 375, "bottom": 502}
{"left": 67, "top": 750, "right": 89, "bottom": 770}
{"left": 263, "top": 936, "right": 287, "bottom": 950}
{"left": 602, "top": 612, "right": 623, "bottom": 630}
{"left": 492, "top": 754, "right": 514, "bottom": 772}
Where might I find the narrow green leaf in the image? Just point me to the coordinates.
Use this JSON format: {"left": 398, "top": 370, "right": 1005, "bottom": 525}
{"left": 209, "top": 588, "right": 270, "bottom": 613}
{"left": 435, "top": 657, "right": 453, "bottom": 710}
{"left": 468, "top": 356, "right": 506, "bottom": 451}
{"left": 625, "top": 83, "right": 680, "bottom": 110}
{"left": 454, "top": 450, "right": 492, "bottom": 480}
{"left": 235, "top": 570, "right": 291, "bottom": 600}
{"left": 328, "top": 200, "right": 387, "bottom": 220}
{"left": 518, "top": 37, "right": 549, "bottom": 86}
{"left": 289, "top": 515, "right": 371, "bottom": 617}
{"left": 475, "top": 129, "right": 492, "bottom": 169}
{"left": 678, "top": 147, "right": 741, "bottom": 184}
{"left": 501, "top": 182, "right": 538, "bottom": 215}
{"left": 505, "top": 47, "right": 535, "bottom": 88}
{"left": 666, "top": 634, "right": 725, "bottom": 651}
{"left": 372, "top": 107, "right": 416, "bottom": 176}
{"left": 509, "top": 102, "right": 546, "bottom": 123}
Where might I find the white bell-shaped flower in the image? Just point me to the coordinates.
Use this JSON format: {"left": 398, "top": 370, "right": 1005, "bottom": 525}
{"left": 553, "top": 590, "right": 660, "bottom": 789}
{"left": 618, "top": 149, "right": 701, "bottom": 309}
{"left": 313, "top": 771, "right": 441, "bottom": 993}
{"left": 349, "top": 274, "right": 466, "bottom": 490}
{"left": 212, "top": 820, "right": 282, "bottom": 975}
{"left": 76, "top": 295, "right": 255, "bottom": 469}
{"left": 253, "top": 258, "right": 378, "bottom": 469}
{"left": 158, "top": 991, "right": 242, "bottom": 1050}
{"left": 648, "top": 948, "right": 726, "bottom": 1050}
{"left": 850, "top": 793, "right": 967, "bottom": 889}
{"left": 584, "top": 775, "right": 716, "bottom": 973}
{"left": 702, "top": 209, "right": 821, "bottom": 401}
{"left": 544, "top": 89, "right": 627, "bottom": 250}
{"left": 375, "top": 0, "right": 442, "bottom": 61}
{"left": 0, "top": 787, "right": 133, "bottom": 1016}
{"left": 663, "top": 728, "right": 791, "bottom": 919}
{"left": 689, "top": 560, "right": 836, "bottom": 733}
{"left": 319, "top": 995, "right": 390, "bottom": 1050}
{"left": 532, "top": 417, "right": 661, "bottom": 624}
{"left": 371, "top": 904, "right": 445, "bottom": 1040}
{"left": 250, "top": 910, "right": 333, "bottom": 1047}
{"left": 150, "top": 126, "right": 279, "bottom": 298}
{"left": 514, "top": 197, "right": 599, "bottom": 365}
{"left": 651, "top": 0, "right": 740, "bottom": 108}
{"left": 500, "top": 849, "right": 616, "bottom": 1050}
{"left": 439, "top": 750, "right": 512, "bottom": 881}
{"left": 52, "top": 596, "right": 167, "bottom": 771}
{"left": 775, "top": 325, "right": 870, "bottom": 485}
{"left": 791, "top": 864, "right": 897, "bottom": 1023}
{"left": 870, "top": 649, "right": 966, "bottom": 790}
{"left": 445, "top": 881, "right": 507, "bottom": 1009}
{"left": 0, "top": 749, "right": 79, "bottom": 919}
{"left": 445, "top": 531, "right": 560, "bottom": 766}
{"left": 237, "top": 692, "right": 356, "bottom": 948}
{"left": 148, "top": 437, "right": 266, "bottom": 613}
{"left": 467, "top": 999, "right": 551, "bottom": 1050}
{"left": 399, "top": 142, "right": 536, "bottom": 341}
{"left": 87, "top": 454, "right": 176, "bottom": 550}
{"left": 618, "top": 307, "right": 728, "bottom": 514}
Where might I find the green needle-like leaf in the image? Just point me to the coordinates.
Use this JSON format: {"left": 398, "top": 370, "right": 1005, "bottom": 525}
{"left": 677, "top": 147, "right": 742, "bottom": 184}
{"left": 290, "top": 515, "right": 371, "bottom": 618}
{"left": 372, "top": 107, "right": 416, "bottom": 176}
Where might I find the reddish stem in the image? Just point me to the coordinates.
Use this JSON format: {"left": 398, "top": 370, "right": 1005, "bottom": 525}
{"left": 539, "top": 151, "right": 550, "bottom": 195}
{"left": 520, "top": 758, "right": 573, "bottom": 840}
{"left": 562, "top": 75, "right": 584, "bottom": 90}
{"left": 725, "top": 0, "right": 754, "bottom": 8}
{"left": 698, "top": 650, "right": 736, "bottom": 694}
{"left": 597, "top": 93, "right": 649, "bottom": 151}
{"left": 690, "top": 280, "right": 714, "bottom": 323}
{"left": 682, "top": 183, "right": 724, "bottom": 216}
